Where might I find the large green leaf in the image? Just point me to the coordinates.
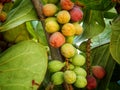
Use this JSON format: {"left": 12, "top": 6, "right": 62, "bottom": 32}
{"left": 91, "top": 44, "right": 116, "bottom": 90}
{"left": 83, "top": 10, "right": 105, "bottom": 38}
{"left": 110, "top": 15, "right": 120, "bottom": 64}
{"left": 0, "top": 40, "right": 48, "bottom": 90}
{"left": 91, "top": 19, "right": 112, "bottom": 49}
{"left": 0, "top": 0, "right": 38, "bottom": 32}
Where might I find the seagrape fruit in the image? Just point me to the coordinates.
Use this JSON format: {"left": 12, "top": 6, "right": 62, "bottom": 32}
{"left": 64, "top": 70, "right": 76, "bottom": 84}
{"left": 61, "top": 43, "right": 76, "bottom": 58}
{"left": 48, "top": 60, "right": 65, "bottom": 72}
{"left": 51, "top": 71, "right": 64, "bottom": 85}
{"left": 0, "top": 40, "right": 48, "bottom": 90}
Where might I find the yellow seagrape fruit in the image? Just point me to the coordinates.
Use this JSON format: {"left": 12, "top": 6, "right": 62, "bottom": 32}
{"left": 57, "top": 10, "right": 70, "bottom": 24}
{"left": 45, "top": 20, "right": 60, "bottom": 33}
{"left": 61, "top": 43, "right": 76, "bottom": 58}
{"left": 42, "top": 4, "right": 58, "bottom": 17}
{"left": 73, "top": 22, "right": 83, "bottom": 35}
{"left": 61, "top": 23, "right": 76, "bottom": 36}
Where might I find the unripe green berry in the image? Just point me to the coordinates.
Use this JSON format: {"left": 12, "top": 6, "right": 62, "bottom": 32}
{"left": 48, "top": 60, "right": 65, "bottom": 72}
{"left": 51, "top": 71, "right": 64, "bottom": 85}
{"left": 71, "top": 54, "right": 86, "bottom": 66}
{"left": 74, "top": 76, "right": 87, "bottom": 88}
{"left": 73, "top": 67, "right": 87, "bottom": 77}
{"left": 64, "top": 70, "right": 76, "bottom": 84}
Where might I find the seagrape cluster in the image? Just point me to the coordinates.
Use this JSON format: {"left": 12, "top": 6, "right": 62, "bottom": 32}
{"left": 43, "top": 0, "right": 88, "bottom": 89}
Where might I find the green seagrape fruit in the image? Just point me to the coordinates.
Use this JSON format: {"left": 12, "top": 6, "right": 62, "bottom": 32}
{"left": 74, "top": 76, "right": 87, "bottom": 88}
{"left": 73, "top": 67, "right": 87, "bottom": 77}
{"left": 69, "top": 63, "right": 75, "bottom": 70}
{"left": 0, "top": 40, "right": 48, "bottom": 90}
{"left": 66, "top": 36, "right": 74, "bottom": 44}
{"left": 51, "top": 71, "right": 64, "bottom": 85}
{"left": 48, "top": 60, "right": 65, "bottom": 72}
{"left": 64, "top": 70, "right": 76, "bottom": 84}
{"left": 71, "top": 54, "right": 86, "bottom": 66}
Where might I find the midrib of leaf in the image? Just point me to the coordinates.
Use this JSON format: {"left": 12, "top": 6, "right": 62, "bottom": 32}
{"left": 0, "top": 84, "right": 28, "bottom": 88}
{"left": 0, "top": 51, "right": 34, "bottom": 66}
{"left": 0, "top": 66, "right": 42, "bottom": 75}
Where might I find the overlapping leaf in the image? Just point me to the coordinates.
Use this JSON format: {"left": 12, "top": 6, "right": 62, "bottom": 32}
{"left": 0, "top": 40, "right": 48, "bottom": 90}
{"left": 91, "top": 44, "right": 116, "bottom": 90}
{"left": 74, "top": 10, "right": 105, "bottom": 43}
{"left": 0, "top": 0, "right": 38, "bottom": 32}
{"left": 110, "top": 15, "right": 120, "bottom": 64}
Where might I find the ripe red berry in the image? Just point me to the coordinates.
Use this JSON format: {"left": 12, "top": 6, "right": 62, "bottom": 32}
{"left": 86, "top": 75, "right": 97, "bottom": 90}
{"left": 60, "top": 0, "right": 74, "bottom": 10}
{"left": 92, "top": 65, "right": 106, "bottom": 79}
{"left": 69, "top": 6, "right": 83, "bottom": 22}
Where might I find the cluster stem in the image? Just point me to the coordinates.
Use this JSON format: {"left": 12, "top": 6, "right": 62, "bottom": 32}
{"left": 86, "top": 39, "right": 91, "bottom": 75}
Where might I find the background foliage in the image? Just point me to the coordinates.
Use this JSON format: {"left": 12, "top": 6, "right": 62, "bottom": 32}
{"left": 0, "top": 0, "right": 120, "bottom": 90}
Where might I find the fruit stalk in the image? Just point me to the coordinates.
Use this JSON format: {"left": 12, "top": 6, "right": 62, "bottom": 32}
{"left": 31, "top": 0, "right": 63, "bottom": 61}
{"left": 63, "top": 82, "right": 74, "bottom": 90}
{"left": 0, "top": 3, "right": 3, "bottom": 13}
{"left": 86, "top": 39, "right": 91, "bottom": 75}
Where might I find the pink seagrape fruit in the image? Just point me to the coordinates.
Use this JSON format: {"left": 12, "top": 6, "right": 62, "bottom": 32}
{"left": 49, "top": 32, "right": 65, "bottom": 48}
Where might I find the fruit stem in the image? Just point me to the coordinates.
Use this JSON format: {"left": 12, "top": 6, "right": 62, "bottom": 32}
{"left": 86, "top": 39, "right": 91, "bottom": 75}
{"left": 65, "top": 58, "right": 69, "bottom": 70}
{"left": 0, "top": 3, "right": 3, "bottom": 13}
{"left": 63, "top": 82, "right": 74, "bottom": 90}
{"left": 31, "top": 0, "right": 63, "bottom": 61}
{"left": 115, "top": 2, "right": 120, "bottom": 14}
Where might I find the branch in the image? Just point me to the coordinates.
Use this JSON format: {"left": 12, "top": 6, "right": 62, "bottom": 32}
{"left": 86, "top": 39, "right": 91, "bottom": 75}
{"left": 31, "top": 0, "right": 63, "bottom": 61}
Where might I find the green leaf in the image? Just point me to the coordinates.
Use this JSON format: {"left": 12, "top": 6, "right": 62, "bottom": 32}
{"left": 26, "top": 21, "right": 48, "bottom": 46}
{"left": 104, "top": 12, "right": 117, "bottom": 19}
{"left": 110, "top": 15, "right": 120, "bottom": 64}
{"left": 35, "top": 21, "right": 48, "bottom": 46}
{"left": 74, "top": 10, "right": 105, "bottom": 43}
{"left": 91, "top": 44, "right": 116, "bottom": 90}
{"left": 0, "top": 40, "right": 48, "bottom": 90}
{"left": 83, "top": 10, "right": 105, "bottom": 38}
{"left": 2, "top": 23, "right": 30, "bottom": 43}
{"left": 91, "top": 19, "right": 112, "bottom": 49}
{"left": 72, "top": 0, "right": 115, "bottom": 11}
{"left": 0, "top": 0, "right": 38, "bottom": 32}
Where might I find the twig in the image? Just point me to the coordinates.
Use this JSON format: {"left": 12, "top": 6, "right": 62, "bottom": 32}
{"left": 86, "top": 39, "right": 91, "bottom": 75}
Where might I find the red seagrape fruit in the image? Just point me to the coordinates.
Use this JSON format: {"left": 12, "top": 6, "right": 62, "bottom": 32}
{"left": 60, "top": 0, "right": 74, "bottom": 10}
{"left": 69, "top": 6, "right": 83, "bottom": 22}
{"left": 86, "top": 75, "right": 97, "bottom": 90}
{"left": 92, "top": 65, "right": 106, "bottom": 79}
